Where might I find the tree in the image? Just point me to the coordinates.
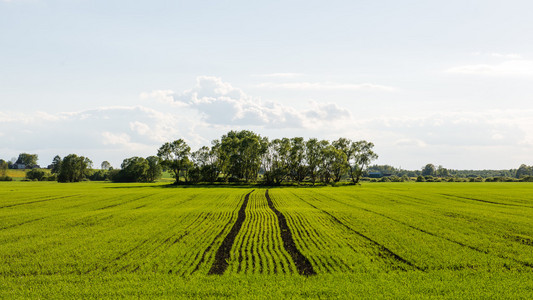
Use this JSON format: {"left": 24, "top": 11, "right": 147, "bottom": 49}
{"left": 101, "top": 161, "right": 112, "bottom": 170}
{"left": 436, "top": 165, "right": 450, "bottom": 177}
{"left": 50, "top": 155, "right": 62, "bottom": 174}
{"left": 191, "top": 145, "right": 221, "bottom": 183}
{"left": 145, "top": 156, "right": 162, "bottom": 182}
{"left": 516, "top": 164, "right": 533, "bottom": 178}
{"left": 320, "top": 144, "right": 347, "bottom": 184}
{"left": 57, "top": 154, "right": 92, "bottom": 182}
{"left": 289, "top": 137, "right": 307, "bottom": 184}
{"left": 421, "top": 164, "right": 436, "bottom": 176}
{"left": 219, "top": 130, "right": 266, "bottom": 182}
{"left": 157, "top": 139, "right": 191, "bottom": 184}
{"left": 305, "top": 138, "right": 324, "bottom": 185}
{"left": 15, "top": 153, "right": 38, "bottom": 167}
{"left": 262, "top": 138, "right": 291, "bottom": 185}
{"left": 347, "top": 140, "right": 378, "bottom": 185}
{"left": 119, "top": 157, "right": 149, "bottom": 182}
{"left": 0, "top": 159, "right": 7, "bottom": 176}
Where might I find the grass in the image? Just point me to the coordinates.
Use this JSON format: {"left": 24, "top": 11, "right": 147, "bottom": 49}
{"left": 0, "top": 181, "right": 532, "bottom": 298}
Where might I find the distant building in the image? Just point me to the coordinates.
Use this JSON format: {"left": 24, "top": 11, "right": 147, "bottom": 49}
{"left": 13, "top": 163, "right": 26, "bottom": 169}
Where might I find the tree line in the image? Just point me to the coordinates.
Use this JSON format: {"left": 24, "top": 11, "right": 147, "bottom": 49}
{"left": 3, "top": 131, "right": 532, "bottom": 184}
{"left": 11, "top": 130, "right": 376, "bottom": 185}
{"left": 155, "top": 130, "right": 377, "bottom": 185}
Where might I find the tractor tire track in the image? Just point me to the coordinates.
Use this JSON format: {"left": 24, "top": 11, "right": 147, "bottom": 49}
{"left": 96, "top": 194, "right": 153, "bottom": 210}
{"left": 265, "top": 190, "right": 316, "bottom": 276}
{"left": 207, "top": 190, "right": 254, "bottom": 275}
{"left": 440, "top": 193, "right": 533, "bottom": 208}
{"left": 191, "top": 212, "right": 235, "bottom": 274}
{"left": 290, "top": 192, "right": 421, "bottom": 271}
{"left": 0, "top": 217, "right": 46, "bottom": 230}
{"left": 0, "top": 194, "right": 81, "bottom": 208}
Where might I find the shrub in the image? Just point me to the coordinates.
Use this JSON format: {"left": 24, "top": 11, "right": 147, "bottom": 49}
{"left": 416, "top": 175, "right": 425, "bottom": 182}
{"left": 521, "top": 176, "right": 533, "bottom": 182}
{"left": 0, "top": 176, "right": 13, "bottom": 181}
{"left": 26, "top": 169, "right": 46, "bottom": 181}
{"left": 87, "top": 170, "right": 109, "bottom": 181}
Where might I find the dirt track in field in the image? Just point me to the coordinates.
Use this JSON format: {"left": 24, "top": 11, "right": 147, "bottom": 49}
{"left": 265, "top": 190, "right": 316, "bottom": 276}
{"left": 208, "top": 190, "right": 254, "bottom": 275}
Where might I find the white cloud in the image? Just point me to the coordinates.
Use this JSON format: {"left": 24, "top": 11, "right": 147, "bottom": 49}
{"left": 256, "top": 81, "right": 396, "bottom": 91}
{"left": 102, "top": 132, "right": 131, "bottom": 146}
{"left": 129, "top": 121, "right": 150, "bottom": 136}
{"left": 145, "top": 76, "right": 352, "bottom": 128}
{"left": 447, "top": 59, "right": 533, "bottom": 76}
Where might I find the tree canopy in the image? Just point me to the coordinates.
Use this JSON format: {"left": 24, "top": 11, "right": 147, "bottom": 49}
{"left": 56, "top": 154, "right": 92, "bottom": 182}
{"left": 15, "top": 153, "right": 38, "bottom": 167}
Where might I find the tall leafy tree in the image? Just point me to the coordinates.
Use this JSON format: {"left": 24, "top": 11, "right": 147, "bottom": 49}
{"left": 289, "top": 137, "right": 306, "bottom": 184}
{"left": 220, "top": 130, "right": 266, "bottom": 182}
{"left": 516, "top": 164, "right": 533, "bottom": 178}
{"left": 421, "top": 163, "right": 437, "bottom": 176}
{"left": 262, "top": 138, "right": 291, "bottom": 185}
{"left": 0, "top": 159, "right": 8, "bottom": 176}
{"left": 145, "top": 156, "right": 162, "bottom": 182}
{"left": 101, "top": 161, "right": 112, "bottom": 170}
{"left": 157, "top": 139, "right": 191, "bottom": 184}
{"left": 436, "top": 165, "right": 450, "bottom": 177}
{"left": 50, "top": 155, "right": 62, "bottom": 174}
{"left": 15, "top": 153, "right": 38, "bottom": 167}
{"left": 57, "top": 154, "right": 92, "bottom": 182}
{"left": 191, "top": 145, "right": 220, "bottom": 183}
{"left": 120, "top": 157, "right": 149, "bottom": 182}
{"left": 305, "top": 138, "right": 324, "bottom": 185}
{"left": 347, "top": 141, "right": 378, "bottom": 185}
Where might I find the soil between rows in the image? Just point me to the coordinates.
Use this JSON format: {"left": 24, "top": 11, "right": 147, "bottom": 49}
{"left": 208, "top": 190, "right": 254, "bottom": 275}
{"left": 265, "top": 190, "right": 316, "bottom": 276}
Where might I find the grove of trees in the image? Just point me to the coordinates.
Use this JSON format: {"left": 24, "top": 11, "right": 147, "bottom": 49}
{"left": 110, "top": 156, "right": 162, "bottom": 182}
{"left": 156, "top": 130, "right": 378, "bottom": 185}
{"left": 51, "top": 154, "right": 93, "bottom": 183}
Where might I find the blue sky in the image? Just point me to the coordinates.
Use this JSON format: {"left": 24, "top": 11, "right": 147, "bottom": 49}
{"left": 2, "top": 0, "right": 533, "bottom": 169}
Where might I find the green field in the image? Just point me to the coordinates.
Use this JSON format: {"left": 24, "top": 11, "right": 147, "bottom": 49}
{"left": 1, "top": 182, "right": 532, "bottom": 298}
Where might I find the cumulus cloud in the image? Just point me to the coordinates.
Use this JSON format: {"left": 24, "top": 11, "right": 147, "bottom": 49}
{"left": 145, "top": 76, "right": 352, "bottom": 128}
{"left": 256, "top": 81, "right": 395, "bottom": 91}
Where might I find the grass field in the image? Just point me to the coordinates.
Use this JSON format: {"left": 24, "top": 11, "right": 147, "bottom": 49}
{"left": 1, "top": 182, "right": 532, "bottom": 298}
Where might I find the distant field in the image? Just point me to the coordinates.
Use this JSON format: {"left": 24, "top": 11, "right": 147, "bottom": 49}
{"left": 5, "top": 169, "right": 27, "bottom": 180}
{"left": 0, "top": 182, "right": 532, "bottom": 298}
{"left": 4, "top": 169, "right": 52, "bottom": 181}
